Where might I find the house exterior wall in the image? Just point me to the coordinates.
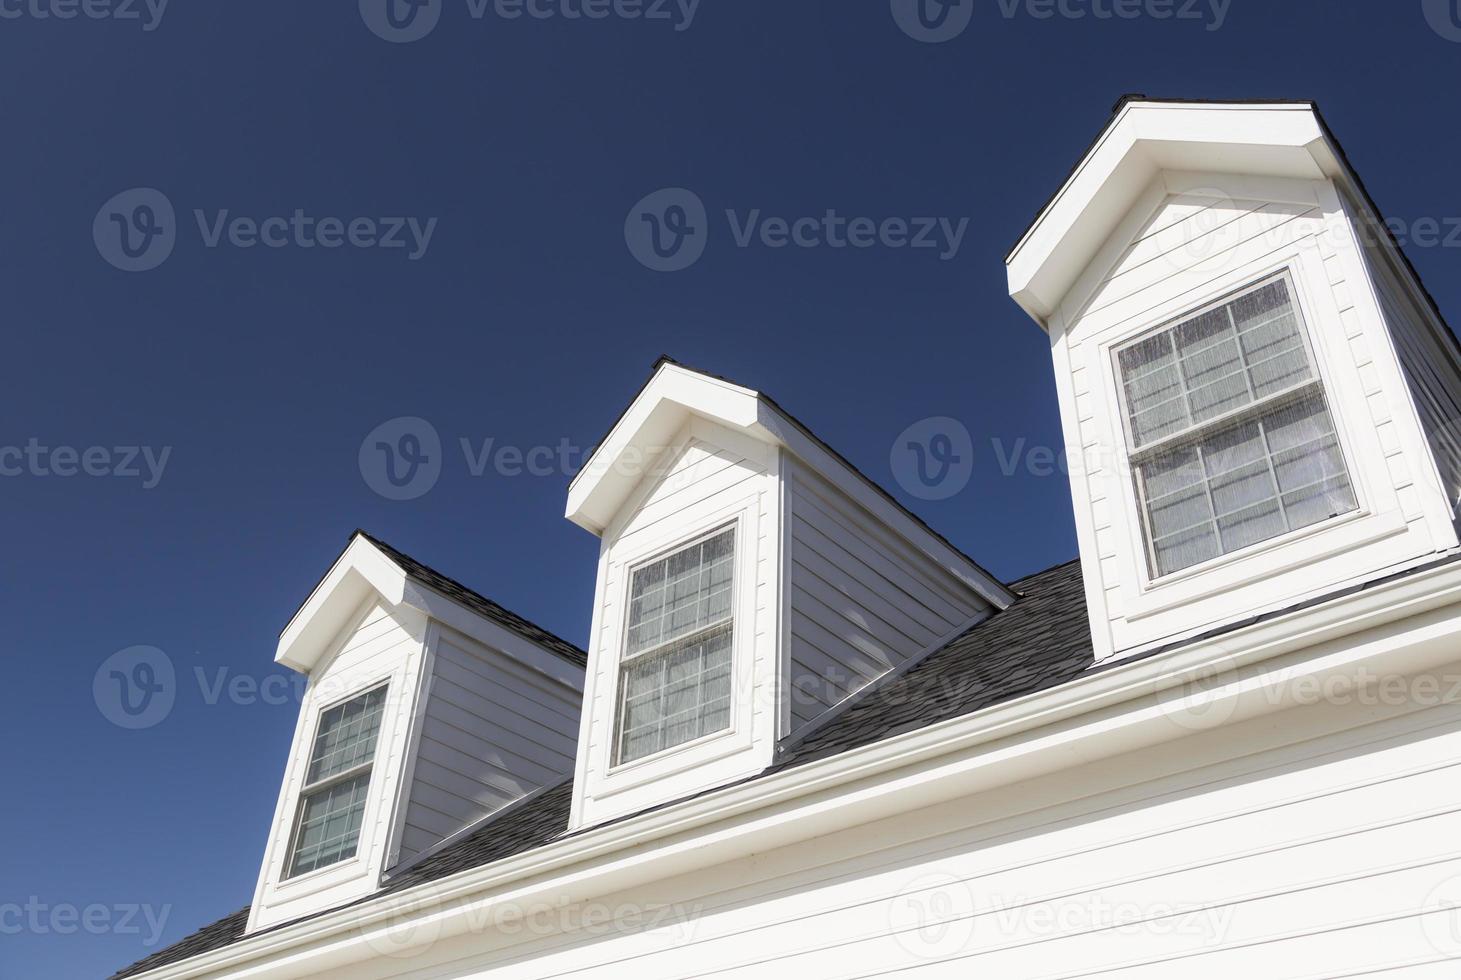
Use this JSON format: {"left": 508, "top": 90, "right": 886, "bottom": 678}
{"left": 784, "top": 457, "right": 989, "bottom": 734}
{"left": 1050, "top": 170, "right": 1458, "bottom": 660}
{"left": 250, "top": 598, "right": 430, "bottom": 932}
{"left": 571, "top": 418, "right": 783, "bottom": 829}
{"left": 1345, "top": 190, "right": 1461, "bottom": 517}
{"left": 311, "top": 653, "right": 1461, "bottom": 980}
{"left": 395, "top": 627, "right": 580, "bottom": 868}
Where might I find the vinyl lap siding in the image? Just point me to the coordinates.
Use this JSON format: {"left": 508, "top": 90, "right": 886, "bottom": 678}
{"left": 785, "top": 461, "right": 986, "bottom": 733}
{"left": 1063, "top": 188, "right": 1448, "bottom": 654}
{"left": 1362, "top": 244, "right": 1461, "bottom": 516}
{"left": 398, "top": 632, "right": 579, "bottom": 866}
{"left": 331, "top": 689, "right": 1461, "bottom": 980}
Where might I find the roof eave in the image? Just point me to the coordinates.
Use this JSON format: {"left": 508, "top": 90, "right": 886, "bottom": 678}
{"left": 1006, "top": 99, "right": 1333, "bottom": 326}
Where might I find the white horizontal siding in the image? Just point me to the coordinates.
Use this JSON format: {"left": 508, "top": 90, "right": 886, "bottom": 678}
{"left": 785, "top": 461, "right": 986, "bottom": 734}
{"left": 1061, "top": 186, "right": 1453, "bottom": 655}
{"left": 577, "top": 431, "right": 778, "bottom": 826}
{"left": 397, "top": 631, "right": 579, "bottom": 866}
{"left": 335, "top": 680, "right": 1461, "bottom": 980}
{"left": 1362, "top": 241, "right": 1461, "bottom": 516}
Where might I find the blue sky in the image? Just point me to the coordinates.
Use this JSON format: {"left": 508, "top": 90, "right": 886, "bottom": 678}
{"left": 4, "top": 1, "right": 1460, "bottom": 976}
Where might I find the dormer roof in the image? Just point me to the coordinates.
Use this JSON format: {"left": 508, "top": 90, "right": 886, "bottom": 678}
{"left": 1007, "top": 96, "right": 1389, "bottom": 325}
{"left": 566, "top": 357, "right": 1016, "bottom": 609}
{"left": 275, "top": 530, "right": 586, "bottom": 676}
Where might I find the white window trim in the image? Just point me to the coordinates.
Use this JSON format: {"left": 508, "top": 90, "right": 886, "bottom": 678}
{"left": 583, "top": 490, "right": 765, "bottom": 808}
{"left": 606, "top": 518, "right": 743, "bottom": 774}
{"left": 1108, "top": 268, "right": 1361, "bottom": 582}
{"left": 281, "top": 681, "right": 392, "bottom": 882}
{"left": 1087, "top": 244, "right": 1410, "bottom": 623}
{"left": 258, "top": 664, "right": 405, "bottom": 908}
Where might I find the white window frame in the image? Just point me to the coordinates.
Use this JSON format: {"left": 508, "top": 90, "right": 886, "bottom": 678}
{"left": 609, "top": 521, "right": 740, "bottom": 770}
{"left": 1110, "top": 268, "right": 1361, "bottom": 581}
{"left": 281, "top": 681, "right": 390, "bottom": 881}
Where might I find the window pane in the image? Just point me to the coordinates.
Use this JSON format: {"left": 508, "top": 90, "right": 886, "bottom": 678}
{"left": 1120, "top": 278, "right": 1314, "bottom": 450}
{"left": 1137, "top": 392, "right": 1356, "bottom": 576}
{"left": 617, "top": 625, "right": 732, "bottom": 764}
{"left": 306, "top": 686, "right": 387, "bottom": 784}
{"left": 288, "top": 773, "right": 371, "bottom": 877}
{"left": 625, "top": 528, "right": 735, "bottom": 656}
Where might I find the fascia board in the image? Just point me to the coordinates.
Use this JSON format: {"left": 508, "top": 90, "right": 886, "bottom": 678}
{"left": 1008, "top": 102, "right": 1330, "bottom": 324}
{"left": 142, "top": 553, "right": 1461, "bottom": 980}
{"left": 566, "top": 365, "right": 767, "bottom": 535}
{"left": 273, "top": 538, "right": 409, "bottom": 674}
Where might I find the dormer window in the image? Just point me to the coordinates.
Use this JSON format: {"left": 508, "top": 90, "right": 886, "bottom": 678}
{"left": 285, "top": 684, "right": 388, "bottom": 878}
{"left": 615, "top": 526, "right": 736, "bottom": 765}
{"left": 1116, "top": 273, "right": 1359, "bottom": 578}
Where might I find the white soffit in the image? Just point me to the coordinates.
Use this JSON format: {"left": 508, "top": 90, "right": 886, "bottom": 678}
{"left": 1006, "top": 100, "right": 1341, "bottom": 325}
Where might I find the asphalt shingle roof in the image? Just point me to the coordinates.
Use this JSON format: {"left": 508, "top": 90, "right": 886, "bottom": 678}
{"left": 112, "top": 559, "right": 1091, "bottom": 979}
{"left": 357, "top": 531, "right": 588, "bottom": 669}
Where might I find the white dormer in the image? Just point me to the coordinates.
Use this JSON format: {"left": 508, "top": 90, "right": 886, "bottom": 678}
{"left": 565, "top": 360, "right": 1012, "bottom": 828}
{"left": 1008, "top": 97, "right": 1461, "bottom": 661}
{"left": 248, "top": 532, "right": 584, "bottom": 933}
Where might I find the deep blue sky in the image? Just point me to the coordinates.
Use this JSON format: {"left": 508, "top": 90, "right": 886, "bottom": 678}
{"left": 5, "top": 1, "right": 1460, "bottom": 976}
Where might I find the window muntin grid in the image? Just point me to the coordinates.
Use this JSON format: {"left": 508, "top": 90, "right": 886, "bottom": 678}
{"left": 1114, "top": 274, "right": 1358, "bottom": 578}
{"left": 285, "top": 685, "right": 388, "bottom": 879}
{"left": 614, "top": 527, "right": 735, "bottom": 765}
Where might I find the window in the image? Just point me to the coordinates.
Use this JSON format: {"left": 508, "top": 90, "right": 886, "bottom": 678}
{"left": 614, "top": 527, "right": 735, "bottom": 765}
{"left": 285, "top": 685, "right": 388, "bottom": 878}
{"left": 1114, "top": 274, "right": 1358, "bottom": 578}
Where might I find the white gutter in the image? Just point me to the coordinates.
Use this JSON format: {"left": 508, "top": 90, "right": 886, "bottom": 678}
{"left": 132, "top": 556, "right": 1461, "bottom": 979}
